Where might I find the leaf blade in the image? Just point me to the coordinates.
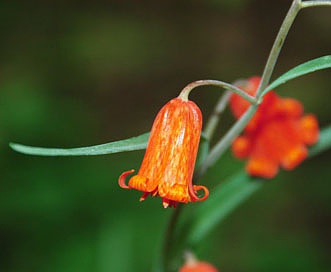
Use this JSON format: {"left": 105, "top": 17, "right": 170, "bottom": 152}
{"left": 10, "top": 132, "right": 150, "bottom": 156}
{"left": 187, "top": 171, "right": 262, "bottom": 246}
{"left": 262, "top": 55, "right": 331, "bottom": 96}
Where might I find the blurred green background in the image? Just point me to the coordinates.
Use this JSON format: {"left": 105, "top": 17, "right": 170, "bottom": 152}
{"left": 1, "top": 0, "right": 330, "bottom": 271}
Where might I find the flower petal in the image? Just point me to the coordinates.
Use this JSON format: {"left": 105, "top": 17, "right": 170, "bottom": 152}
{"left": 300, "top": 114, "right": 319, "bottom": 145}
{"left": 246, "top": 156, "right": 279, "bottom": 178}
{"left": 280, "top": 145, "right": 308, "bottom": 170}
{"left": 232, "top": 136, "right": 251, "bottom": 158}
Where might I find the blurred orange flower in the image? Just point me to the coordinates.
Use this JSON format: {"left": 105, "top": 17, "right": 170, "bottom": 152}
{"left": 179, "top": 252, "right": 219, "bottom": 272}
{"left": 119, "top": 97, "right": 208, "bottom": 208}
{"left": 179, "top": 261, "right": 219, "bottom": 272}
{"left": 230, "top": 76, "right": 319, "bottom": 178}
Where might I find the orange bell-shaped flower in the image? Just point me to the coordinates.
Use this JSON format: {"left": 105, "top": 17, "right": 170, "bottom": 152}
{"left": 119, "top": 96, "right": 209, "bottom": 208}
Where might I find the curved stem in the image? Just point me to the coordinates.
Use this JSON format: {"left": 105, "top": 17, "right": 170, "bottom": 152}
{"left": 178, "top": 79, "right": 257, "bottom": 104}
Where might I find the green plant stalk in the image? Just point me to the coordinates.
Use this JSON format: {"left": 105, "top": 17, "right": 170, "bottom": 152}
{"left": 160, "top": 204, "right": 183, "bottom": 272}
{"left": 301, "top": 1, "right": 331, "bottom": 8}
{"left": 203, "top": 91, "right": 231, "bottom": 141}
{"left": 256, "top": 0, "right": 301, "bottom": 98}
{"left": 198, "top": 105, "right": 258, "bottom": 177}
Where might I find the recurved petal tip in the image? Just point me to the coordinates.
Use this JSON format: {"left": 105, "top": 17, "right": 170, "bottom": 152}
{"left": 189, "top": 185, "right": 209, "bottom": 202}
{"left": 118, "top": 169, "right": 135, "bottom": 189}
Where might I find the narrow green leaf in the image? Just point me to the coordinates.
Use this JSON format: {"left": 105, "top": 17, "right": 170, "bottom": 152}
{"left": 261, "top": 55, "right": 331, "bottom": 96}
{"left": 9, "top": 132, "right": 150, "bottom": 156}
{"left": 185, "top": 125, "right": 331, "bottom": 247}
{"left": 187, "top": 171, "right": 262, "bottom": 246}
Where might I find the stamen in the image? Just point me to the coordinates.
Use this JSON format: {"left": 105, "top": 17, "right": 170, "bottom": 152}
{"left": 139, "top": 192, "right": 149, "bottom": 202}
{"left": 162, "top": 199, "right": 170, "bottom": 208}
{"left": 162, "top": 198, "right": 178, "bottom": 208}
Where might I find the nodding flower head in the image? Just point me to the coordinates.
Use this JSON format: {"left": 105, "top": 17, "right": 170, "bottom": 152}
{"left": 119, "top": 96, "right": 209, "bottom": 208}
{"left": 230, "top": 76, "right": 319, "bottom": 179}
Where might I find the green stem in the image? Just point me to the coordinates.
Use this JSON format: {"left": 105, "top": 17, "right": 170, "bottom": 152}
{"left": 198, "top": 105, "right": 258, "bottom": 177}
{"left": 301, "top": 1, "right": 331, "bottom": 8}
{"left": 256, "top": 0, "right": 301, "bottom": 97}
{"left": 161, "top": 204, "right": 183, "bottom": 272}
{"left": 178, "top": 79, "right": 257, "bottom": 104}
{"left": 203, "top": 91, "right": 231, "bottom": 141}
